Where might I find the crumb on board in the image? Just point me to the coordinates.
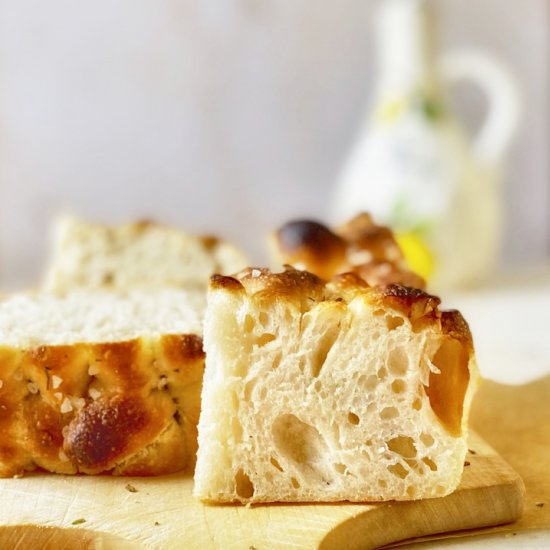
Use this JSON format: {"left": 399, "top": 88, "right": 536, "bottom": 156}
{"left": 464, "top": 461, "right": 471, "bottom": 467}
{"left": 536, "top": 502, "right": 545, "bottom": 508}
{"left": 125, "top": 483, "right": 138, "bottom": 493}
{"left": 468, "top": 449, "right": 477, "bottom": 455}
{"left": 71, "top": 518, "right": 86, "bottom": 525}
{"left": 154, "top": 521, "right": 160, "bottom": 526}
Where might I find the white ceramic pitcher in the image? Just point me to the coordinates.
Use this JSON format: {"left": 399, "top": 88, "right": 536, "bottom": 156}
{"left": 332, "top": 0, "right": 521, "bottom": 291}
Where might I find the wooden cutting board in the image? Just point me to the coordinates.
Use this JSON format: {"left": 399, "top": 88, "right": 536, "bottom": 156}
{"left": 0, "top": 430, "right": 524, "bottom": 550}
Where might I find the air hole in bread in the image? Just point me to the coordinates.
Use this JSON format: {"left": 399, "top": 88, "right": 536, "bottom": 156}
{"left": 424, "top": 338, "right": 470, "bottom": 437}
{"left": 435, "top": 484, "right": 446, "bottom": 496}
{"left": 291, "top": 477, "right": 300, "bottom": 489}
{"left": 387, "top": 347, "right": 409, "bottom": 377}
{"left": 270, "top": 457, "right": 284, "bottom": 472}
{"left": 243, "top": 314, "right": 255, "bottom": 334}
{"left": 313, "top": 380, "right": 322, "bottom": 392}
{"left": 347, "top": 412, "right": 360, "bottom": 425}
{"left": 391, "top": 379, "right": 406, "bottom": 394}
{"left": 333, "top": 463, "right": 347, "bottom": 475}
{"left": 365, "top": 375, "right": 379, "bottom": 391}
{"left": 272, "top": 414, "right": 328, "bottom": 466}
{"left": 380, "top": 407, "right": 399, "bottom": 420}
{"left": 420, "top": 433, "right": 435, "bottom": 447}
{"left": 259, "top": 312, "right": 269, "bottom": 327}
{"left": 378, "top": 479, "right": 387, "bottom": 488}
{"left": 373, "top": 309, "right": 385, "bottom": 317}
{"left": 271, "top": 353, "right": 282, "bottom": 370}
{"left": 422, "top": 457, "right": 438, "bottom": 471}
{"left": 257, "top": 333, "right": 276, "bottom": 347}
{"left": 235, "top": 469, "right": 254, "bottom": 499}
{"left": 387, "top": 462, "right": 409, "bottom": 479}
{"left": 310, "top": 325, "right": 339, "bottom": 377}
{"left": 412, "top": 398, "right": 422, "bottom": 411}
{"left": 406, "top": 485, "right": 416, "bottom": 498}
{"left": 386, "top": 316, "right": 404, "bottom": 330}
{"left": 387, "top": 436, "right": 417, "bottom": 458}
{"left": 377, "top": 367, "right": 388, "bottom": 380}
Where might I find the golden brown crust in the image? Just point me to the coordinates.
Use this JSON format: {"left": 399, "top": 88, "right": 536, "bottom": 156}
{"left": 337, "top": 212, "right": 403, "bottom": 263}
{"left": 0, "top": 335, "right": 204, "bottom": 477}
{"left": 216, "top": 267, "right": 472, "bottom": 356}
{"left": 273, "top": 221, "right": 347, "bottom": 281}
{"left": 271, "top": 213, "right": 426, "bottom": 289}
{"left": 440, "top": 309, "right": 474, "bottom": 352}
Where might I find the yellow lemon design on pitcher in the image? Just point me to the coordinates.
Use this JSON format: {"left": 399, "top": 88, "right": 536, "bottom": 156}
{"left": 396, "top": 232, "right": 435, "bottom": 281}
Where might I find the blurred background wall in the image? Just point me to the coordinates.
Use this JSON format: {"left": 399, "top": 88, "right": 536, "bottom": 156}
{"left": 0, "top": 0, "right": 548, "bottom": 288}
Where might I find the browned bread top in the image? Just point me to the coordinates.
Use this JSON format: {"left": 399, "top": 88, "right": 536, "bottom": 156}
{"left": 0, "top": 335, "right": 204, "bottom": 477}
{"left": 271, "top": 213, "right": 425, "bottom": 289}
{"left": 213, "top": 266, "right": 469, "bottom": 347}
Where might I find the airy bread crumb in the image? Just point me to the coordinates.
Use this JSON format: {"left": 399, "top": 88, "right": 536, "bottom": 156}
{"left": 43, "top": 216, "right": 248, "bottom": 292}
{"left": 194, "top": 267, "right": 478, "bottom": 503}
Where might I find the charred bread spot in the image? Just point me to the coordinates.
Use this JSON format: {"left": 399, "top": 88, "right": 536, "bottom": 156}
{"left": 210, "top": 274, "right": 245, "bottom": 292}
{"left": 65, "top": 395, "right": 150, "bottom": 472}
{"left": 200, "top": 235, "right": 220, "bottom": 251}
{"left": 380, "top": 284, "right": 441, "bottom": 324}
{"left": 161, "top": 334, "right": 205, "bottom": 363}
{"left": 276, "top": 220, "right": 345, "bottom": 259}
{"left": 274, "top": 220, "right": 346, "bottom": 281}
{"left": 440, "top": 310, "right": 474, "bottom": 350}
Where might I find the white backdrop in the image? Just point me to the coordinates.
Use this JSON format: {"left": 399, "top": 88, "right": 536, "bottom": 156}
{"left": 0, "top": 0, "right": 548, "bottom": 288}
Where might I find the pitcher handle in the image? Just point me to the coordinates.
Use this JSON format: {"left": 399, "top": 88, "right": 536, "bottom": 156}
{"left": 440, "top": 49, "right": 522, "bottom": 165}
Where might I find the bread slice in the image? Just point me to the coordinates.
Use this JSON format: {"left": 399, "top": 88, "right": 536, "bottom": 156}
{"left": 0, "top": 289, "right": 205, "bottom": 477}
{"left": 43, "top": 217, "right": 248, "bottom": 292}
{"left": 194, "top": 267, "right": 477, "bottom": 503}
{"left": 271, "top": 213, "right": 425, "bottom": 288}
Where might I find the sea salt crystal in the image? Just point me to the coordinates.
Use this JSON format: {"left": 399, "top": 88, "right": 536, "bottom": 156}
{"left": 60, "top": 397, "right": 73, "bottom": 414}
{"left": 88, "top": 388, "right": 101, "bottom": 400}
{"left": 88, "top": 365, "right": 100, "bottom": 376}
{"left": 73, "top": 397, "right": 86, "bottom": 410}
{"left": 51, "top": 375, "right": 63, "bottom": 389}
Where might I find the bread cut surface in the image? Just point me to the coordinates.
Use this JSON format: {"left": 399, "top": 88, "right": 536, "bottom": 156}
{"left": 0, "top": 289, "right": 205, "bottom": 477}
{"left": 43, "top": 217, "right": 248, "bottom": 292}
{"left": 194, "top": 268, "right": 477, "bottom": 503}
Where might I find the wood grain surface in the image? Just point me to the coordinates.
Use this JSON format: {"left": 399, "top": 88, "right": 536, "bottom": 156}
{"left": 0, "top": 428, "right": 524, "bottom": 550}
